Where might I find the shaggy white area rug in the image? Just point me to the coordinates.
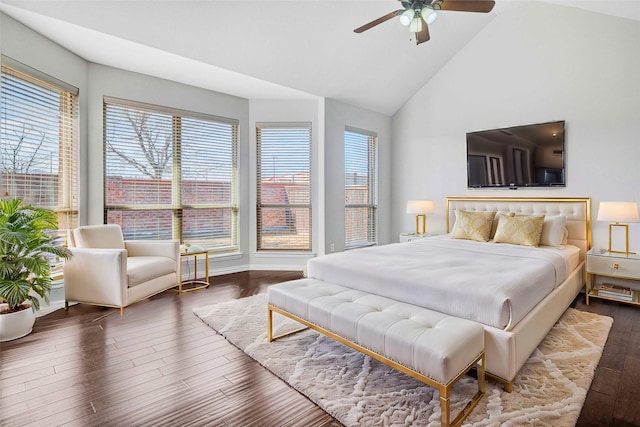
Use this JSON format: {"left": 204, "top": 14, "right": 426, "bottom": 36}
{"left": 193, "top": 294, "right": 612, "bottom": 427}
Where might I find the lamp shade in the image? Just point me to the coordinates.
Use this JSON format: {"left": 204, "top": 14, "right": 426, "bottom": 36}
{"left": 597, "top": 201, "right": 640, "bottom": 223}
{"left": 406, "top": 200, "right": 434, "bottom": 214}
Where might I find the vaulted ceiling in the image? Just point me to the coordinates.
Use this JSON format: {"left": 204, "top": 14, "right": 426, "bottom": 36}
{"left": 2, "top": 1, "right": 640, "bottom": 116}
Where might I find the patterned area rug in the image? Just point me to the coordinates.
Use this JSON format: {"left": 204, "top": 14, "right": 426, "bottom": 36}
{"left": 193, "top": 294, "right": 612, "bottom": 427}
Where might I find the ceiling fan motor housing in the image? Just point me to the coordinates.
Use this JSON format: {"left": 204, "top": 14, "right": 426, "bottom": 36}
{"left": 400, "top": 0, "right": 441, "bottom": 11}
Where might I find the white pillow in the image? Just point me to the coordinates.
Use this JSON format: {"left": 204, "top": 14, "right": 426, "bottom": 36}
{"left": 540, "top": 215, "right": 567, "bottom": 247}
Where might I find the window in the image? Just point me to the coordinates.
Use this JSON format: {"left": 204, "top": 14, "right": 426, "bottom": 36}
{"left": 256, "top": 123, "right": 312, "bottom": 251}
{"left": 1, "top": 58, "right": 79, "bottom": 232}
{"left": 104, "top": 97, "right": 238, "bottom": 253}
{"left": 344, "top": 127, "right": 377, "bottom": 249}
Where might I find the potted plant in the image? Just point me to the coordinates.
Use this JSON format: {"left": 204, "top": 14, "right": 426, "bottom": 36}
{"left": 0, "top": 197, "right": 72, "bottom": 341}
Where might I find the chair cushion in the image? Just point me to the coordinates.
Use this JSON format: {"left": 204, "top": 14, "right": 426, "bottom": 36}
{"left": 127, "top": 256, "right": 176, "bottom": 288}
{"left": 74, "top": 224, "right": 125, "bottom": 249}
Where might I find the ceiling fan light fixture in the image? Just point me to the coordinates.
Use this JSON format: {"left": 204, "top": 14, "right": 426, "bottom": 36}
{"left": 409, "top": 16, "right": 423, "bottom": 33}
{"left": 353, "top": 0, "right": 496, "bottom": 45}
{"left": 399, "top": 8, "right": 415, "bottom": 26}
{"left": 421, "top": 7, "right": 438, "bottom": 24}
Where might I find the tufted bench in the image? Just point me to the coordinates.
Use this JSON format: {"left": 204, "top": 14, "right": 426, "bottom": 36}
{"left": 267, "top": 278, "right": 485, "bottom": 427}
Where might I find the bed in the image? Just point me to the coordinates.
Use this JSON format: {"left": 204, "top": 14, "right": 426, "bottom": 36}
{"left": 306, "top": 196, "right": 591, "bottom": 390}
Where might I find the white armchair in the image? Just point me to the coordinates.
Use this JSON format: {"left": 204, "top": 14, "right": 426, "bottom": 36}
{"left": 63, "top": 224, "right": 180, "bottom": 315}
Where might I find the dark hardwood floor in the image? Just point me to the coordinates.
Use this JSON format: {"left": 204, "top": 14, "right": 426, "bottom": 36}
{"left": 572, "top": 296, "right": 640, "bottom": 427}
{"left": 1, "top": 271, "right": 638, "bottom": 426}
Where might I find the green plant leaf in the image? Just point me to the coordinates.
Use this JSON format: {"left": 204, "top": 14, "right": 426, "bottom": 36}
{"left": 0, "top": 197, "right": 72, "bottom": 311}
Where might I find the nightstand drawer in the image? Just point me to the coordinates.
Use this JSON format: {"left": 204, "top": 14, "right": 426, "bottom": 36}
{"left": 587, "top": 255, "right": 640, "bottom": 280}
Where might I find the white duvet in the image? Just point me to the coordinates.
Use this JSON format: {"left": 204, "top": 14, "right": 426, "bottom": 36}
{"left": 306, "top": 235, "right": 580, "bottom": 330}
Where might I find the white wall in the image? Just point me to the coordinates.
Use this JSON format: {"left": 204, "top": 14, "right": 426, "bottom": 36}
{"left": 0, "top": 14, "right": 87, "bottom": 94}
{"left": 324, "top": 99, "right": 392, "bottom": 253}
{"left": 391, "top": 2, "right": 640, "bottom": 251}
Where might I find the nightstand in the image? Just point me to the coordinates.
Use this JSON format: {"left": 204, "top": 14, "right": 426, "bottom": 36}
{"left": 399, "top": 232, "right": 440, "bottom": 243}
{"left": 585, "top": 249, "right": 640, "bottom": 306}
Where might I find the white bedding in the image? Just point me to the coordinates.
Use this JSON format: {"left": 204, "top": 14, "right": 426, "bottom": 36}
{"left": 306, "top": 235, "right": 580, "bottom": 330}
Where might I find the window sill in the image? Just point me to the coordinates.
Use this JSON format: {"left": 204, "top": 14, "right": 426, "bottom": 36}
{"left": 254, "top": 252, "right": 316, "bottom": 258}
{"left": 206, "top": 252, "right": 244, "bottom": 261}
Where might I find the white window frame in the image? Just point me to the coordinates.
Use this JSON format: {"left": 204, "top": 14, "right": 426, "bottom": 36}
{"left": 1, "top": 58, "right": 79, "bottom": 228}
{"left": 344, "top": 126, "right": 377, "bottom": 249}
{"left": 256, "top": 122, "right": 312, "bottom": 252}
{"left": 103, "top": 97, "right": 239, "bottom": 253}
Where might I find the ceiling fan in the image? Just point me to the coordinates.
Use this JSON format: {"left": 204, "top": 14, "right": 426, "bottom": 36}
{"left": 354, "top": 0, "right": 496, "bottom": 45}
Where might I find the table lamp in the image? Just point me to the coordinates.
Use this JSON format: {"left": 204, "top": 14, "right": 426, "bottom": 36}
{"left": 597, "top": 201, "right": 639, "bottom": 254}
{"left": 406, "top": 200, "right": 434, "bottom": 235}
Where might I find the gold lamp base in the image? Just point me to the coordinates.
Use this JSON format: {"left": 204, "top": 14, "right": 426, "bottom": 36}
{"left": 415, "top": 214, "right": 427, "bottom": 235}
{"left": 608, "top": 222, "right": 636, "bottom": 255}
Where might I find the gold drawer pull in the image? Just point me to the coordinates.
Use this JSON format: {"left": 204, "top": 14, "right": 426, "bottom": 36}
{"left": 613, "top": 263, "right": 619, "bottom": 270}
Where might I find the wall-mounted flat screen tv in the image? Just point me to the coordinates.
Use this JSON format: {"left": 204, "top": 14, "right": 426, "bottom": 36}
{"left": 466, "top": 120, "right": 565, "bottom": 188}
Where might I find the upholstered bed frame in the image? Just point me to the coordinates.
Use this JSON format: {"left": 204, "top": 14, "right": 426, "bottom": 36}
{"left": 268, "top": 196, "right": 591, "bottom": 398}
{"left": 445, "top": 196, "right": 591, "bottom": 389}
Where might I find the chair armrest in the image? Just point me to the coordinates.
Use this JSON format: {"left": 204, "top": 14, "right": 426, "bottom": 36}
{"left": 63, "top": 248, "right": 128, "bottom": 307}
{"left": 125, "top": 240, "right": 180, "bottom": 260}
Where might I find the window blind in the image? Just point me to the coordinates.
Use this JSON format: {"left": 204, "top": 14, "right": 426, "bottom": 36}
{"left": 0, "top": 62, "right": 79, "bottom": 232}
{"left": 256, "top": 123, "right": 312, "bottom": 251}
{"left": 344, "top": 127, "right": 377, "bottom": 249}
{"left": 104, "top": 97, "right": 238, "bottom": 252}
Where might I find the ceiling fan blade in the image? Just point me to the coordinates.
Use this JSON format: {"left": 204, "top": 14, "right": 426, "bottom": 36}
{"left": 416, "top": 19, "right": 430, "bottom": 45}
{"left": 354, "top": 11, "right": 400, "bottom": 33}
{"left": 438, "top": 0, "right": 495, "bottom": 13}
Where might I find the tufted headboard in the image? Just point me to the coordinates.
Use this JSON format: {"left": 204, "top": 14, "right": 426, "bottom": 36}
{"left": 446, "top": 197, "right": 591, "bottom": 258}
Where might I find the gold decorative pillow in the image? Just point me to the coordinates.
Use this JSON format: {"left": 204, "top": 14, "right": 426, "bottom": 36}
{"left": 452, "top": 210, "right": 497, "bottom": 242}
{"left": 493, "top": 214, "right": 545, "bottom": 247}
{"left": 490, "top": 212, "right": 515, "bottom": 239}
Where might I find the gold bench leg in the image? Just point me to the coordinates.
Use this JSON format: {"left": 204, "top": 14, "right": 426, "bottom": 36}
{"left": 441, "top": 389, "right": 451, "bottom": 426}
{"left": 478, "top": 353, "right": 486, "bottom": 394}
{"left": 447, "top": 352, "right": 485, "bottom": 427}
{"left": 268, "top": 306, "right": 273, "bottom": 342}
{"left": 267, "top": 305, "right": 309, "bottom": 342}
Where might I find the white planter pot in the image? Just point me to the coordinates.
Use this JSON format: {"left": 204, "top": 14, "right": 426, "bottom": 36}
{"left": 0, "top": 305, "right": 36, "bottom": 342}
